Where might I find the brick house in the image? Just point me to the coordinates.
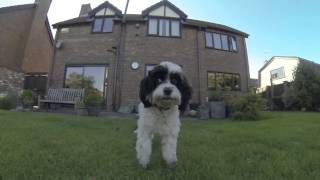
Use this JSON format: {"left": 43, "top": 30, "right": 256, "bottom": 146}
{"left": 49, "top": 0, "right": 250, "bottom": 111}
{"left": 0, "top": 0, "right": 53, "bottom": 93}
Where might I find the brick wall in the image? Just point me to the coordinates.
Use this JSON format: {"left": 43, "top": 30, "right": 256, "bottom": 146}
{"left": 50, "top": 21, "right": 250, "bottom": 111}
{"left": 0, "top": 7, "right": 34, "bottom": 72}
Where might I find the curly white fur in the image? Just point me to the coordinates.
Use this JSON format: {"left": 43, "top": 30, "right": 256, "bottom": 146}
{"left": 136, "top": 103, "right": 180, "bottom": 168}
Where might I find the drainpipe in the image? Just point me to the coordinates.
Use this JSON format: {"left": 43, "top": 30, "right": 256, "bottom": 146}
{"left": 195, "top": 26, "right": 202, "bottom": 105}
{"left": 46, "top": 28, "right": 59, "bottom": 91}
{"left": 113, "top": 0, "right": 129, "bottom": 111}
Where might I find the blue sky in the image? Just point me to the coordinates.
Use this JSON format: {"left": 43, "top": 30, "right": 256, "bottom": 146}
{"left": 1, "top": 0, "right": 319, "bottom": 78}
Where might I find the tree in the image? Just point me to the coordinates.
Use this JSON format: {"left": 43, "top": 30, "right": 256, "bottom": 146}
{"left": 65, "top": 72, "right": 95, "bottom": 90}
{"left": 292, "top": 62, "right": 320, "bottom": 110}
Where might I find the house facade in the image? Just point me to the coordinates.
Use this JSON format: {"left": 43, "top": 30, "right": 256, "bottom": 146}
{"left": 49, "top": 0, "right": 250, "bottom": 111}
{"left": 258, "top": 56, "right": 319, "bottom": 91}
{"left": 0, "top": 0, "right": 53, "bottom": 93}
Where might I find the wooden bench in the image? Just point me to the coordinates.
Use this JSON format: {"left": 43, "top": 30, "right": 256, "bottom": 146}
{"left": 38, "top": 88, "right": 84, "bottom": 109}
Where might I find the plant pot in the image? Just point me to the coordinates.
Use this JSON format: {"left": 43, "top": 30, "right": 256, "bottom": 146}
{"left": 87, "top": 105, "right": 101, "bottom": 116}
{"left": 209, "top": 101, "right": 226, "bottom": 119}
{"left": 198, "top": 103, "right": 209, "bottom": 120}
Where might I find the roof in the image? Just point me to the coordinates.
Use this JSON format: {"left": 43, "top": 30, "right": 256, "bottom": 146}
{"left": 0, "top": 4, "right": 36, "bottom": 14}
{"left": 185, "top": 19, "right": 248, "bottom": 37}
{"left": 141, "top": 0, "right": 187, "bottom": 19}
{"left": 52, "top": 14, "right": 249, "bottom": 37}
{"left": 88, "top": 1, "right": 122, "bottom": 17}
{"left": 0, "top": 3, "right": 54, "bottom": 45}
{"left": 258, "top": 56, "right": 319, "bottom": 73}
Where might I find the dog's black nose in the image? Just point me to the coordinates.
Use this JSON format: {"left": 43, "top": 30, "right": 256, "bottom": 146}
{"left": 164, "top": 87, "right": 172, "bottom": 96}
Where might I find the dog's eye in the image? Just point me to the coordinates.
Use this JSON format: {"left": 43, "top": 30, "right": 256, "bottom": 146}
{"left": 171, "top": 79, "right": 177, "bottom": 85}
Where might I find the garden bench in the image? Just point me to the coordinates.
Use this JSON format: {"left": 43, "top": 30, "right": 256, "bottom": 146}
{"left": 38, "top": 88, "right": 84, "bottom": 109}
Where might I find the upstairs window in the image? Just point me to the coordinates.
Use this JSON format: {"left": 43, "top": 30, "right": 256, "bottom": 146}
{"left": 148, "top": 18, "right": 181, "bottom": 37}
{"left": 92, "top": 17, "right": 113, "bottom": 33}
{"left": 270, "top": 67, "right": 285, "bottom": 80}
{"left": 205, "top": 32, "right": 238, "bottom": 52}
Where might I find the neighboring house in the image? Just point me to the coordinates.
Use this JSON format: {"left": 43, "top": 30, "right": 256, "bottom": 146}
{"left": 258, "top": 56, "right": 319, "bottom": 91}
{"left": 49, "top": 0, "right": 250, "bottom": 111}
{"left": 0, "top": 0, "right": 53, "bottom": 93}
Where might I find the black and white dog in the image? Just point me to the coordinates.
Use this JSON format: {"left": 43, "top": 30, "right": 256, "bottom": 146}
{"left": 136, "top": 61, "right": 192, "bottom": 168}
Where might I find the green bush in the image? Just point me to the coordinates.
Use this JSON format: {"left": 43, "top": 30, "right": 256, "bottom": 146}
{"left": 84, "top": 89, "right": 103, "bottom": 107}
{"left": 291, "top": 62, "right": 320, "bottom": 111}
{"left": 208, "top": 90, "right": 224, "bottom": 101}
{"left": 231, "top": 93, "right": 263, "bottom": 121}
{"left": 20, "top": 89, "right": 34, "bottom": 107}
{"left": 0, "top": 93, "right": 17, "bottom": 110}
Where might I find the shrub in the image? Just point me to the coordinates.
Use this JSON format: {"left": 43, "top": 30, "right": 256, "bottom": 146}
{"left": 291, "top": 62, "right": 320, "bottom": 110}
{"left": 208, "top": 90, "right": 224, "bottom": 101}
{"left": 282, "top": 85, "right": 299, "bottom": 110}
{"left": 231, "top": 93, "right": 263, "bottom": 121}
{"left": 20, "top": 89, "right": 34, "bottom": 107}
{"left": 84, "top": 89, "right": 103, "bottom": 107}
{"left": 0, "top": 93, "right": 17, "bottom": 110}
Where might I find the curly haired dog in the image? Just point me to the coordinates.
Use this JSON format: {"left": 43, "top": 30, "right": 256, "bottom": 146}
{"left": 136, "top": 61, "right": 192, "bottom": 168}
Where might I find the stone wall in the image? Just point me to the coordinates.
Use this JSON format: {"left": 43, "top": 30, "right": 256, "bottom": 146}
{"left": 0, "top": 67, "right": 24, "bottom": 93}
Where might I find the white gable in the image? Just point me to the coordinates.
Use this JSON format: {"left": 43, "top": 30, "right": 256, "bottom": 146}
{"left": 105, "top": 8, "right": 115, "bottom": 15}
{"left": 96, "top": 8, "right": 105, "bottom": 16}
{"left": 149, "top": 6, "right": 165, "bottom": 16}
{"left": 259, "top": 57, "right": 300, "bottom": 90}
{"left": 165, "top": 7, "right": 179, "bottom": 18}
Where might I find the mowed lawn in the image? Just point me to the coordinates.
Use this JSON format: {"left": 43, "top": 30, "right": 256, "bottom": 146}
{"left": 0, "top": 110, "right": 319, "bottom": 180}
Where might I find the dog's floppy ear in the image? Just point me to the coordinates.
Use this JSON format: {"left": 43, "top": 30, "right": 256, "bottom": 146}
{"left": 139, "top": 77, "right": 152, "bottom": 108}
{"left": 178, "top": 75, "right": 192, "bottom": 113}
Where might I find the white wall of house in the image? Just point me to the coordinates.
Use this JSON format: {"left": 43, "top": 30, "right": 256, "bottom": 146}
{"left": 259, "top": 57, "right": 300, "bottom": 90}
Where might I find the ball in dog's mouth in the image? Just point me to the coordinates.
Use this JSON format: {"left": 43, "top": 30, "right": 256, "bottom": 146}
{"left": 155, "top": 97, "right": 179, "bottom": 109}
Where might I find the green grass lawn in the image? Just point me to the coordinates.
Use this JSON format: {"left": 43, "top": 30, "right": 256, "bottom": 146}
{"left": 0, "top": 110, "right": 319, "bottom": 180}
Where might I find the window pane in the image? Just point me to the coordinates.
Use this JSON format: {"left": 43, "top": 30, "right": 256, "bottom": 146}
{"left": 216, "top": 73, "right": 224, "bottom": 90}
{"left": 145, "top": 65, "right": 156, "bottom": 76}
{"left": 148, "top": 19, "right": 157, "bottom": 35}
{"left": 271, "top": 67, "right": 285, "bottom": 80}
{"left": 213, "top": 33, "right": 222, "bottom": 49}
{"left": 65, "top": 67, "right": 84, "bottom": 89}
{"left": 83, "top": 66, "right": 106, "bottom": 93}
{"left": 93, "top": 18, "right": 103, "bottom": 32}
{"left": 208, "top": 72, "right": 216, "bottom": 89}
{"left": 221, "top": 35, "right": 229, "bottom": 50}
{"left": 231, "top": 36, "right": 237, "bottom": 51}
{"left": 205, "top": 32, "right": 213, "bottom": 47}
{"left": 102, "top": 18, "right": 113, "bottom": 32}
{"left": 233, "top": 74, "right": 241, "bottom": 90}
{"left": 223, "top": 73, "right": 233, "bottom": 91}
{"left": 159, "top": 19, "right": 170, "bottom": 36}
{"left": 171, "top": 20, "right": 180, "bottom": 36}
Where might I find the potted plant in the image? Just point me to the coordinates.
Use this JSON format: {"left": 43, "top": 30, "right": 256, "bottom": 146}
{"left": 208, "top": 90, "right": 226, "bottom": 119}
{"left": 84, "top": 89, "right": 103, "bottom": 116}
{"left": 20, "top": 90, "right": 34, "bottom": 110}
{"left": 75, "top": 101, "right": 88, "bottom": 116}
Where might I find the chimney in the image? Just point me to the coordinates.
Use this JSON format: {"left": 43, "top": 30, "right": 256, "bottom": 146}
{"left": 79, "top": 4, "right": 92, "bottom": 17}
